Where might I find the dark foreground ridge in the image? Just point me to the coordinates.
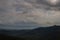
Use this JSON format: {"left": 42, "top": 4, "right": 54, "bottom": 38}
{"left": 0, "top": 25, "right": 60, "bottom": 40}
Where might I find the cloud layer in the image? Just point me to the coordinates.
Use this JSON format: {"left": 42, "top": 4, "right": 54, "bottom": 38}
{"left": 0, "top": 0, "right": 60, "bottom": 29}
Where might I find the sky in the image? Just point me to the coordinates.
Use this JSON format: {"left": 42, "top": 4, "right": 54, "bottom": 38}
{"left": 0, "top": 0, "right": 60, "bottom": 29}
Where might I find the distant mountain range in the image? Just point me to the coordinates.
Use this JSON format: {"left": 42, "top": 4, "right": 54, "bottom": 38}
{"left": 0, "top": 25, "right": 60, "bottom": 40}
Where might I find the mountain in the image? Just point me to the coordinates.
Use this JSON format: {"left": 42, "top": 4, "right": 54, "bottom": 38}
{"left": 0, "top": 25, "right": 60, "bottom": 40}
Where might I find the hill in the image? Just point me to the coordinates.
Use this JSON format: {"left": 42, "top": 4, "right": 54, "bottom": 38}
{"left": 0, "top": 25, "right": 60, "bottom": 40}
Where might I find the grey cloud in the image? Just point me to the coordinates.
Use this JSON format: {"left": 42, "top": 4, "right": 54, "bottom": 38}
{"left": 0, "top": 0, "right": 60, "bottom": 29}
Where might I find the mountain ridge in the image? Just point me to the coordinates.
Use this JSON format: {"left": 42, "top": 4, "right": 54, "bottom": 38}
{"left": 0, "top": 25, "right": 60, "bottom": 40}
{"left": 0, "top": 25, "right": 60, "bottom": 36}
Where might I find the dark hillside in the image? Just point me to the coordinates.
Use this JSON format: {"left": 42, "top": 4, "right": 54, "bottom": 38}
{"left": 0, "top": 25, "right": 60, "bottom": 40}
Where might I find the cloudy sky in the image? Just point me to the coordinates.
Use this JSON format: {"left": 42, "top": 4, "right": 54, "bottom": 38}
{"left": 0, "top": 0, "right": 60, "bottom": 29}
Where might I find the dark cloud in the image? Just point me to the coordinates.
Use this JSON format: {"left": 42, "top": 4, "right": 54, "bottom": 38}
{"left": 0, "top": 0, "right": 60, "bottom": 29}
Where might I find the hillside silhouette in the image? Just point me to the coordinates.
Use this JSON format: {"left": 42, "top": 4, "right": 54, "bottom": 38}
{"left": 0, "top": 25, "right": 60, "bottom": 40}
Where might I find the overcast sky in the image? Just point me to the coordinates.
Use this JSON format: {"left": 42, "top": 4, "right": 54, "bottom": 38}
{"left": 0, "top": 0, "right": 60, "bottom": 29}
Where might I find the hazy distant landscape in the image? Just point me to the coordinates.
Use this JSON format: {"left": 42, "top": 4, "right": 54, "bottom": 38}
{"left": 0, "top": 25, "right": 60, "bottom": 40}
